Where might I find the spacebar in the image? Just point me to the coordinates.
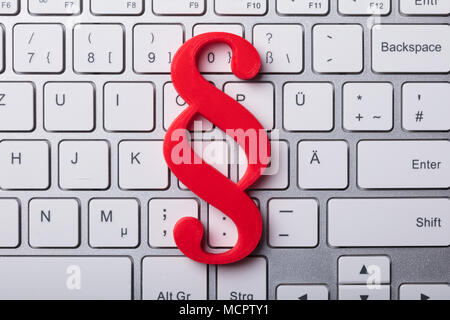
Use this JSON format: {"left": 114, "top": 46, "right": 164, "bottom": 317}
{"left": 328, "top": 198, "right": 450, "bottom": 247}
{"left": 0, "top": 257, "right": 132, "bottom": 300}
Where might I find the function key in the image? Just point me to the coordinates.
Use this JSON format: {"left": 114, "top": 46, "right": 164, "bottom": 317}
{"left": 338, "top": 0, "right": 391, "bottom": 16}
{"left": 28, "top": 0, "right": 81, "bottom": 15}
{"left": 0, "top": 25, "right": 3, "bottom": 73}
{"left": 91, "top": 0, "right": 143, "bottom": 15}
{"left": 0, "top": 0, "right": 19, "bottom": 15}
{"left": 215, "top": 0, "right": 267, "bottom": 15}
{"left": 153, "top": 0, "right": 205, "bottom": 15}
{"left": 277, "top": 0, "right": 329, "bottom": 15}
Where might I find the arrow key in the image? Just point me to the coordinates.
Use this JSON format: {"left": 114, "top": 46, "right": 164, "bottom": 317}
{"left": 277, "top": 285, "right": 329, "bottom": 300}
{"left": 399, "top": 284, "right": 450, "bottom": 300}
{"left": 338, "top": 256, "right": 391, "bottom": 285}
{"left": 339, "top": 285, "right": 391, "bottom": 300}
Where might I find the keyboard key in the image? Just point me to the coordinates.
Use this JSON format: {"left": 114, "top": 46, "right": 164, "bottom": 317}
{"left": 313, "top": 24, "right": 363, "bottom": 73}
{"left": 0, "top": 257, "right": 132, "bottom": 300}
{"left": 73, "top": 24, "right": 124, "bottom": 74}
{"left": 402, "top": 82, "right": 450, "bottom": 132}
{"left": 208, "top": 204, "right": 238, "bottom": 248}
{"left": 153, "top": 0, "right": 205, "bottom": 15}
{"left": 338, "top": 256, "right": 391, "bottom": 285}
{"left": 59, "top": 140, "right": 110, "bottom": 190}
{"left": 91, "top": 0, "right": 143, "bottom": 15}
{"left": 276, "top": 285, "right": 329, "bottom": 300}
{"left": 253, "top": 24, "right": 303, "bottom": 73}
{"left": 0, "top": 0, "right": 19, "bottom": 15}
{"left": 372, "top": 24, "right": 450, "bottom": 73}
{"left": 89, "top": 199, "right": 139, "bottom": 248}
{"left": 44, "top": 82, "right": 95, "bottom": 132}
{"left": 0, "top": 25, "right": 3, "bottom": 72}
{"left": 163, "top": 82, "right": 213, "bottom": 131}
{"left": 358, "top": 140, "right": 450, "bottom": 189}
{"left": 217, "top": 257, "right": 267, "bottom": 300}
{"left": 133, "top": 24, "right": 184, "bottom": 74}
{"left": 142, "top": 257, "right": 207, "bottom": 300}
{"left": 338, "top": 285, "right": 391, "bottom": 300}
{"left": 238, "top": 141, "right": 289, "bottom": 190}
{"left": 399, "top": 284, "right": 450, "bottom": 300}
{"left": 29, "top": 0, "right": 81, "bottom": 15}
{"left": 14, "top": 24, "right": 65, "bottom": 74}
{"left": 343, "top": 82, "right": 393, "bottom": 132}
{"left": 399, "top": 0, "right": 450, "bottom": 15}
{"left": 193, "top": 24, "right": 244, "bottom": 73}
{"left": 0, "top": 140, "right": 50, "bottom": 190}
{"left": 0, "top": 82, "right": 35, "bottom": 132}
{"left": 283, "top": 82, "right": 334, "bottom": 131}
{"left": 29, "top": 199, "right": 79, "bottom": 248}
{"left": 277, "top": 0, "right": 329, "bottom": 15}
{"left": 208, "top": 195, "right": 257, "bottom": 249}
{"left": 104, "top": 82, "right": 155, "bottom": 132}
{"left": 118, "top": 141, "right": 169, "bottom": 190}
{"left": 298, "top": 141, "right": 348, "bottom": 190}
{"left": 224, "top": 82, "right": 274, "bottom": 129}
{"left": 0, "top": 199, "right": 20, "bottom": 248}
{"left": 268, "top": 199, "right": 318, "bottom": 247}
{"left": 328, "top": 198, "right": 450, "bottom": 247}
{"left": 338, "top": 0, "right": 391, "bottom": 15}
{"left": 215, "top": 0, "right": 267, "bottom": 15}
{"left": 148, "top": 199, "right": 199, "bottom": 248}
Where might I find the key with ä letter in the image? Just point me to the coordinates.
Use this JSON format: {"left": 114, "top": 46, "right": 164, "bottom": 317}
{"left": 163, "top": 32, "right": 271, "bottom": 265}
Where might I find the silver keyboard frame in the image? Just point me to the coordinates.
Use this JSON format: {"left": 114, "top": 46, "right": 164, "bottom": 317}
{"left": 0, "top": 0, "right": 449, "bottom": 300}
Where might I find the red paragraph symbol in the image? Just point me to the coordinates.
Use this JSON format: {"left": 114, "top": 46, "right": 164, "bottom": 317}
{"left": 164, "top": 33, "right": 271, "bottom": 265}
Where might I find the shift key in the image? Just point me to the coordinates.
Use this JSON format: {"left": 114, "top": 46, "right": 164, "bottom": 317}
{"left": 372, "top": 24, "right": 450, "bottom": 73}
{"left": 358, "top": 140, "right": 450, "bottom": 189}
{"left": 0, "top": 257, "right": 132, "bottom": 300}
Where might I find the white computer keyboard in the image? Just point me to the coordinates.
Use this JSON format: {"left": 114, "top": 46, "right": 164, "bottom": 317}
{"left": 0, "top": 0, "right": 449, "bottom": 300}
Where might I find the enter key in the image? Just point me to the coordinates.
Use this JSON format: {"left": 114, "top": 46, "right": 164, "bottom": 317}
{"left": 357, "top": 140, "right": 450, "bottom": 189}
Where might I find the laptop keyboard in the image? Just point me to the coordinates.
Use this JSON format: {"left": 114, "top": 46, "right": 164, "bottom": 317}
{"left": 0, "top": 0, "right": 449, "bottom": 300}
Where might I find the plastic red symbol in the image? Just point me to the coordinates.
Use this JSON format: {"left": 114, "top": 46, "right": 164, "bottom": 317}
{"left": 164, "top": 32, "right": 270, "bottom": 265}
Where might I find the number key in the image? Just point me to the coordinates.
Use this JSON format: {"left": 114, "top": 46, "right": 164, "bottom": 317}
{"left": 73, "top": 24, "right": 124, "bottom": 74}
{"left": 193, "top": 24, "right": 244, "bottom": 73}
{"left": 133, "top": 24, "right": 184, "bottom": 74}
{"left": 14, "top": 24, "right": 65, "bottom": 74}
